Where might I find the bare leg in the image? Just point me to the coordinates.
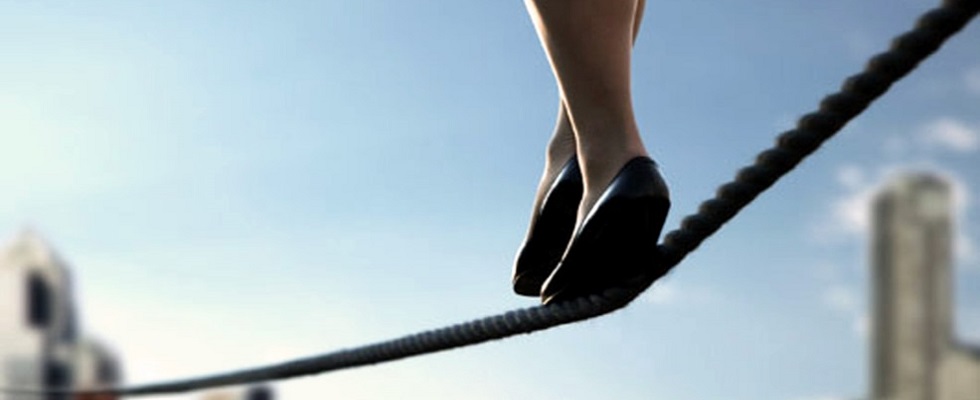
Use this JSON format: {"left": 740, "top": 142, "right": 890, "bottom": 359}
{"left": 529, "top": 0, "right": 647, "bottom": 229}
{"left": 526, "top": 0, "right": 648, "bottom": 228}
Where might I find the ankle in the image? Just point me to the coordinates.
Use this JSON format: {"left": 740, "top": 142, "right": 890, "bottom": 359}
{"left": 544, "top": 128, "right": 577, "bottom": 169}
{"left": 577, "top": 141, "right": 647, "bottom": 200}
{"left": 577, "top": 137, "right": 646, "bottom": 172}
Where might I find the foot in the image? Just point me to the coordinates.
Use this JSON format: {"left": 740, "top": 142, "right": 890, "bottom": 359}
{"left": 512, "top": 156, "right": 581, "bottom": 295}
{"left": 512, "top": 113, "right": 579, "bottom": 296}
{"left": 575, "top": 142, "right": 649, "bottom": 232}
{"left": 541, "top": 156, "right": 670, "bottom": 304}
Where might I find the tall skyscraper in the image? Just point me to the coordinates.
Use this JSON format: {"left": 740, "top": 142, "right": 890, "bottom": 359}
{"left": 871, "top": 173, "right": 980, "bottom": 400}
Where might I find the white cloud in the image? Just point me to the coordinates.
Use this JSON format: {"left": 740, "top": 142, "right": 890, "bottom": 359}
{"left": 918, "top": 117, "right": 979, "bottom": 153}
{"left": 808, "top": 165, "right": 876, "bottom": 242}
{"left": 833, "top": 187, "right": 875, "bottom": 236}
{"left": 966, "top": 66, "right": 980, "bottom": 96}
{"left": 809, "top": 168, "right": 875, "bottom": 244}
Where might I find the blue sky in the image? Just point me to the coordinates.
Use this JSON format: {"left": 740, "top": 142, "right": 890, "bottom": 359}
{"left": 1, "top": 1, "right": 979, "bottom": 399}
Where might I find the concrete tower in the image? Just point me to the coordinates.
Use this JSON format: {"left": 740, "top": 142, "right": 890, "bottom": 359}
{"left": 871, "top": 173, "right": 980, "bottom": 400}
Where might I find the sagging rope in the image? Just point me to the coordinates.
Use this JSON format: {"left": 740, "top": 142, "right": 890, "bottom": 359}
{"left": 7, "top": 0, "right": 978, "bottom": 397}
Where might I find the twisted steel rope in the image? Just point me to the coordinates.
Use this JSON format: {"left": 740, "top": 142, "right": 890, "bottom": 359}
{"left": 8, "top": 0, "right": 978, "bottom": 397}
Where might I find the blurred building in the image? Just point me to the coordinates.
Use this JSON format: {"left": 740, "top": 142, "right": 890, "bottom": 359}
{"left": 72, "top": 339, "right": 123, "bottom": 395}
{"left": 0, "top": 231, "right": 123, "bottom": 400}
{"left": 871, "top": 174, "right": 980, "bottom": 400}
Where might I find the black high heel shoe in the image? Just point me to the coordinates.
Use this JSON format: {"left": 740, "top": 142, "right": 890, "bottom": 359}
{"left": 540, "top": 156, "right": 670, "bottom": 305}
{"left": 512, "top": 157, "right": 583, "bottom": 296}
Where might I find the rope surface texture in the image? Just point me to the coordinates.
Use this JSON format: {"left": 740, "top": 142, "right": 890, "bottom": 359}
{"left": 11, "top": 0, "right": 979, "bottom": 397}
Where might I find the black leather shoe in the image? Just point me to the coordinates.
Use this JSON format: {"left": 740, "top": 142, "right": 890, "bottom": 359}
{"left": 540, "top": 156, "right": 670, "bottom": 305}
{"left": 512, "top": 157, "right": 583, "bottom": 296}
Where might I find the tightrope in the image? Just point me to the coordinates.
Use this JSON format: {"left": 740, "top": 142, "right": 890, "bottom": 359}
{"left": 7, "top": 0, "right": 978, "bottom": 397}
